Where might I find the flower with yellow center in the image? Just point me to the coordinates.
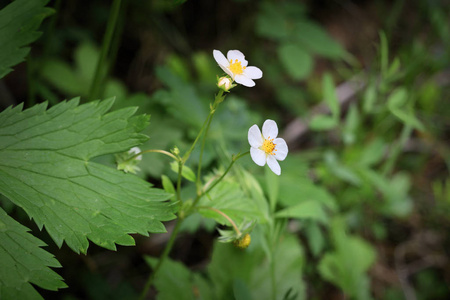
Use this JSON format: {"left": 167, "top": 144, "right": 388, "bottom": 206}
{"left": 213, "top": 49, "right": 263, "bottom": 87}
{"left": 248, "top": 119, "right": 288, "bottom": 175}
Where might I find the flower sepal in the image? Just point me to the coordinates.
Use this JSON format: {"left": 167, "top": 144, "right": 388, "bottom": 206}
{"left": 217, "top": 220, "right": 255, "bottom": 249}
{"left": 115, "top": 147, "right": 143, "bottom": 174}
{"left": 217, "top": 76, "right": 236, "bottom": 92}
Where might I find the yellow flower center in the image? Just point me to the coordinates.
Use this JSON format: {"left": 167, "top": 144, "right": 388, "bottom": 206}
{"left": 261, "top": 137, "right": 276, "bottom": 155}
{"left": 229, "top": 59, "right": 246, "bottom": 75}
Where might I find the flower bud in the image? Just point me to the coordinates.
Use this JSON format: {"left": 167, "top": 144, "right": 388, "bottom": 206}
{"left": 233, "top": 233, "right": 251, "bottom": 249}
{"left": 217, "top": 76, "right": 233, "bottom": 92}
{"left": 171, "top": 147, "right": 180, "bottom": 156}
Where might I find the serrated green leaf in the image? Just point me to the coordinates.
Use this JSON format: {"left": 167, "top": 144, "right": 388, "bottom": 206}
{"left": 198, "top": 180, "right": 263, "bottom": 226}
{"left": 0, "top": 207, "right": 67, "bottom": 299}
{"left": 155, "top": 66, "right": 208, "bottom": 129}
{"left": 0, "top": 98, "right": 175, "bottom": 253}
{"left": 0, "top": 0, "right": 53, "bottom": 79}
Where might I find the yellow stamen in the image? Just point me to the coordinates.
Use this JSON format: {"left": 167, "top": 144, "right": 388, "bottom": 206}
{"left": 229, "top": 59, "right": 246, "bottom": 75}
{"left": 261, "top": 137, "right": 276, "bottom": 155}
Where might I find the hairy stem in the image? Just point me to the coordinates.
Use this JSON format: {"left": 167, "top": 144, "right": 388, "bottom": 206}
{"left": 196, "top": 90, "right": 225, "bottom": 192}
{"left": 191, "top": 151, "right": 249, "bottom": 210}
{"left": 176, "top": 160, "right": 183, "bottom": 202}
{"left": 198, "top": 206, "right": 241, "bottom": 235}
{"left": 126, "top": 149, "right": 177, "bottom": 162}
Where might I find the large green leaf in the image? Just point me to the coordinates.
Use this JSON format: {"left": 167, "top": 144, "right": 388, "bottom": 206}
{"left": 0, "top": 0, "right": 53, "bottom": 79}
{"left": 0, "top": 207, "right": 66, "bottom": 299}
{"left": 0, "top": 98, "right": 175, "bottom": 253}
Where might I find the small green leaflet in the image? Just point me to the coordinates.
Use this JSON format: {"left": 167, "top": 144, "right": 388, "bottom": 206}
{"left": 0, "top": 207, "right": 67, "bottom": 299}
{"left": 0, "top": 0, "right": 53, "bottom": 79}
{"left": 0, "top": 98, "right": 175, "bottom": 254}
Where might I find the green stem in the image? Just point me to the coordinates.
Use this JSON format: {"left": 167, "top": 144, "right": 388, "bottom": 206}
{"left": 196, "top": 90, "right": 226, "bottom": 191}
{"left": 191, "top": 151, "right": 249, "bottom": 209}
{"left": 139, "top": 219, "right": 182, "bottom": 300}
{"left": 129, "top": 149, "right": 177, "bottom": 161}
{"left": 183, "top": 90, "right": 225, "bottom": 164}
{"left": 176, "top": 160, "right": 183, "bottom": 202}
{"left": 88, "top": 0, "right": 122, "bottom": 101}
{"left": 198, "top": 206, "right": 241, "bottom": 235}
{"left": 196, "top": 112, "right": 214, "bottom": 192}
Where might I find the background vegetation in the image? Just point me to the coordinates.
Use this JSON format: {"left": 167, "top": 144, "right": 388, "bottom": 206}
{"left": 0, "top": 0, "right": 449, "bottom": 299}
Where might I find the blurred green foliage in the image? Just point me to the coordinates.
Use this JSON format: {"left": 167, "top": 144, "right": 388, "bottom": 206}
{"left": 0, "top": 0, "right": 449, "bottom": 299}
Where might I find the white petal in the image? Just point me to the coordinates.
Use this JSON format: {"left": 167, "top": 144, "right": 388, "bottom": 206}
{"left": 250, "top": 147, "right": 267, "bottom": 166}
{"left": 248, "top": 124, "right": 263, "bottom": 148}
{"left": 262, "top": 119, "right": 278, "bottom": 139}
{"left": 227, "top": 50, "right": 246, "bottom": 63}
{"left": 273, "top": 138, "right": 288, "bottom": 161}
{"left": 244, "top": 66, "right": 263, "bottom": 79}
{"left": 220, "top": 65, "right": 234, "bottom": 78}
{"left": 267, "top": 156, "right": 281, "bottom": 175}
{"left": 235, "top": 75, "right": 255, "bottom": 87}
{"left": 213, "top": 50, "right": 229, "bottom": 67}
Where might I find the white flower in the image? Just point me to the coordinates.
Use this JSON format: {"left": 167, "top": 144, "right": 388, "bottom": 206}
{"left": 248, "top": 119, "right": 288, "bottom": 175}
{"left": 128, "top": 147, "right": 142, "bottom": 160}
{"left": 213, "top": 49, "right": 263, "bottom": 87}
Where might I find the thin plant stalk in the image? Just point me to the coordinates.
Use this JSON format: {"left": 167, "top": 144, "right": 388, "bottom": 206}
{"left": 126, "top": 149, "right": 177, "bottom": 162}
{"left": 196, "top": 90, "right": 225, "bottom": 190}
{"left": 191, "top": 151, "right": 249, "bottom": 209}
{"left": 88, "top": 0, "right": 122, "bottom": 101}
{"left": 198, "top": 206, "right": 241, "bottom": 235}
